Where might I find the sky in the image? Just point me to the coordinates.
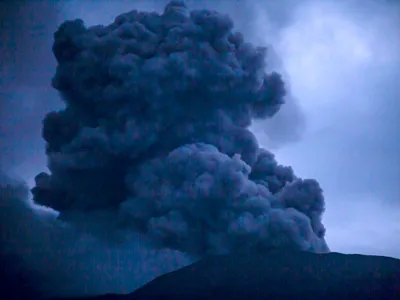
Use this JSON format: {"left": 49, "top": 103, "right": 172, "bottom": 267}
{"left": 0, "top": 0, "right": 399, "bottom": 296}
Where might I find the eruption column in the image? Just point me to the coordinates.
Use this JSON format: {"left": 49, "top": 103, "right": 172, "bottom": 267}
{"left": 32, "top": 0, "right": 329, "bottom": 255}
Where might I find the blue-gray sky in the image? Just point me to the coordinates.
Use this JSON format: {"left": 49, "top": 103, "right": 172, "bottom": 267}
{"left": 1, "top": 0, "right": 399, "bottom": 296}
{"left": 59, "top": 0, "right": 400, "bottom": 258}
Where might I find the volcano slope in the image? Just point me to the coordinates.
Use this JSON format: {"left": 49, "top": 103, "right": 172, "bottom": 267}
{"left": 57, "top": 250, "right": 400, "bottom": 300}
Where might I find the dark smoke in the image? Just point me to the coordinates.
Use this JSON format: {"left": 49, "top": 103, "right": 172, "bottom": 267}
{"left": 0, "top": 169, "right": 194, "bottom": 297}
{"left": 32, "top": 0, "right": 329, "bottom": 255}
{"left": 254, "top": 46, "right": 306, "bottom": 148}
{"left": 0, "top": 171, "right": 50, "bottom": 298}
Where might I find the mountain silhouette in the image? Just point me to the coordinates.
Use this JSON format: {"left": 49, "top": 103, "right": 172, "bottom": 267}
{"left": 54, "top": 250, "right": 400, "bottom": 300}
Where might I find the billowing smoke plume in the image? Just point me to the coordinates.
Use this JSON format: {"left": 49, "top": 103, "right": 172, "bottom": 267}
{"left": 32, "top": 0, "right": 328, "bottom": 255}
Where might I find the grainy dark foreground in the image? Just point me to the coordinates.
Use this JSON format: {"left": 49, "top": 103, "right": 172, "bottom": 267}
{"left": 50, "top": 250, "right": 400, "bottom": 300}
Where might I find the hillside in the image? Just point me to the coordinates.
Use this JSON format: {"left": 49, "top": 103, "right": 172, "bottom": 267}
{"left": 56, "top": 250, "right": 400, "bottom": 300}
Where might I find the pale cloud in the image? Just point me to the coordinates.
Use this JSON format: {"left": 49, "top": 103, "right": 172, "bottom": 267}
{"left": 253, "top": 0, "right": 400, "bottom": 257}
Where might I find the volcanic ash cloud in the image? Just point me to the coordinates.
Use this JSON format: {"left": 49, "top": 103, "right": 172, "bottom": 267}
{"left": 32, "top": 0, "right": 329, "bottom": 255}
